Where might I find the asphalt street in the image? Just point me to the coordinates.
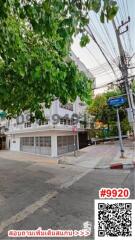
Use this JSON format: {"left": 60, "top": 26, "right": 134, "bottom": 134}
{"left": 0, "top": 155, "right": 134, "bottom": 240}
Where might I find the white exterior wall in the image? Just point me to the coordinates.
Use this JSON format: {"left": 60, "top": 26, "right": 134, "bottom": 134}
{"left": 10, "top": 137, "right": 20, "bottom": 151}
{"left": 8, "top": 131, "right": 79, "bottom": 157}
{"left": 45, "top": 98, "right": 86, "bottom": 117}
{"left": 44, "top": 99, "right": 73, "bottom": 120}
{"left": 3, "top": 97, "right": 86, "bottom": 157}
{"left": 7, "top": 97, "right": 87, "bottom": 132}
{"left": 51, "top": 135, "right": 57, "bottom": 157}
{"left": 73, "top": 96, "right": 86, "bottom": 115}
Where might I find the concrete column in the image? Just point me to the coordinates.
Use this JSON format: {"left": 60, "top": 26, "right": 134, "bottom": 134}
{"left": 51, "top": 135, "right": 58, "bottom": 157}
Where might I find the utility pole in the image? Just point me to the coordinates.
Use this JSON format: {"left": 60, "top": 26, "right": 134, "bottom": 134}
{"left": 116, "top": 107, "right": 124, "bottom": 158}
{"left": 112, "top": 19, "right": 135, "bottom": 136}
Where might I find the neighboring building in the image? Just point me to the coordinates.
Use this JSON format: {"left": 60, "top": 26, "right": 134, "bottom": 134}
{"left": 0, "top": 53, "right": 95, "bottom": 157}
{"left": 71, "top": 51, "right": 95, "bottom": 84}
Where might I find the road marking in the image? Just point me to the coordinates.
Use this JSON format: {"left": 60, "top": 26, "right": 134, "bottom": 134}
{"left": 60, "top": 169, "right": 93, "bottom": 189}
{"left": 0, "top": 191, "right": 57, "bottom": 234}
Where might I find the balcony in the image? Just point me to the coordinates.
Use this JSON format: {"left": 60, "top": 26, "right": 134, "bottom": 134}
{"left": 6, "top": 121, "right": 77, "bottom": 134}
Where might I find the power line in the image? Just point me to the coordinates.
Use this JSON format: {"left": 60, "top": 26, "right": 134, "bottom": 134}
{"left": 123, "top": 0, "right": 128, "bottom": 19}
{"left": 86, "top": 26, "right": 118, "bottom": 80}
{"left": 89, "top": 16, "right": 118, "bottom": 66}
{"left": 119, "top": 0, "right": 127, "bottom": 19}
{"left": 103, "top": 23, "right": 119, "bottom": 59}
{"left": 126, "top": 0, "right": 130, "bottom": 17}
{"left": 76, "top": 35, "right": 117, "bottom": 81}
{"left": 117, "top": 0, "right": 125, "bottom": 20}
{"left": 95, "top": 13, "right": 119, "bottom": 58}
{"left": 90, "top": 14, "right": 119, "bottom": 68}
{"left": 94, "top": 74, "right": 135, "bottom": 90}
{"left": 124, "top": 0, "right": 134, "bottom": 54}
{"left": 85, "top": 45, "right": 115, "bottom": 81}
{"left": 117, "top": 0, "right": 134, "bottom": 55}
{"left": 116, "top": 1, "right": 133, "bottom": 55}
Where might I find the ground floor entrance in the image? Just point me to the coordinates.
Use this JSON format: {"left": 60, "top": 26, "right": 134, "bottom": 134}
{"left": 0, "top": 135, "right": 6, "bottom": 150}
{"left": 78, "top": 131, "right": 88, "bottom": 149}
{"left": 20, "top": 136, "right": 51, "bottom": 155}
{"left": 57, "top": 135, "right": 77, "bottom": 155}
{"left": 9, "top": 132, "right": 79, "bottom": 157}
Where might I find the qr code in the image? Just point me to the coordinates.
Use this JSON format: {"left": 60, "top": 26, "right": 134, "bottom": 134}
{"left": 95, "top": 200, "right": 135, "bottom": 240}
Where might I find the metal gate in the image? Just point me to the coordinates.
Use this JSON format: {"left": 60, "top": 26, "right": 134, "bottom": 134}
{"left": 20, "top": 136, "right": 51, "bottom": 155}
{"left": 20, "top": 137, "right": 35, "bottom": 153}
{"left": 57, "top": 135, "right": 77, "bottom": 155}
{"left": 35, "top": 136, "right": 51, "bottom": 155}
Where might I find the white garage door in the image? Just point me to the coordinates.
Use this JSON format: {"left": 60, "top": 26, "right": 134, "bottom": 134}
{"left": 57, "top": 135, "right": 77, "bottom": 155}
{"left": 20, "top": 137, "right": 35, "bottom": 153}
{"left": 20, "top": 136, "right": 51, "bottom": 155}
{"left": 35, "top": 136, "right": 51, "bottom": 155}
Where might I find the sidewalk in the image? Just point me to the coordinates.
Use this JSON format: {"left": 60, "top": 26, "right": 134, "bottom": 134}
{"left": 112, "top": 140, "right": 135, "bottom": 164}
{"left": 0, "top": 150, "right": 58, "bottom": 165}
{"left": 0, "top": 139, "right": 134, "bottom": 169}
{"left": 58, "top": 139, "right": 135, "bottom": 169}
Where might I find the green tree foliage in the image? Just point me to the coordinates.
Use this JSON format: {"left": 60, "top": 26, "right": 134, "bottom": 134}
{"left": 0, "top": 0, "right": 118, "bottom": 118}
{"left": 88, "top": 89, "right": 131, "bottom": 136}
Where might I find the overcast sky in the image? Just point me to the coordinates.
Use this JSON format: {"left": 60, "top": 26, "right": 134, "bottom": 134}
{"left": 71, "top": 0, "right": 135, "bottom": 94}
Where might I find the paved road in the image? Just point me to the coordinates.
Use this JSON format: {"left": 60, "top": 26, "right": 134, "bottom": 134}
{"left": 0, "top": 155, "right": 134, "bottom": 240}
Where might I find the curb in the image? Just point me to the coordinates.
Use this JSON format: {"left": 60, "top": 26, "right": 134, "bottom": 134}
{"left": 110, "top": 162, "right": 135, "bottom": 169}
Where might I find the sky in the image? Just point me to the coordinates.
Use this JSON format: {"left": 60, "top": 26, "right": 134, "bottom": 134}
{"left": 71, "top": 0, "right": 135, "bottom": 94}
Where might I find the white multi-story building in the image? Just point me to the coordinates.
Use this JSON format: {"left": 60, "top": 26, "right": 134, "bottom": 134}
{"left": 0, "top": 53, "right": 95, "bottom": 157}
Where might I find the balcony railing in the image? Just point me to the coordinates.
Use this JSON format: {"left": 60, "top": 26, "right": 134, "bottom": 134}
{"left": 7, "top": 121, "right": 77, "bottom": 132}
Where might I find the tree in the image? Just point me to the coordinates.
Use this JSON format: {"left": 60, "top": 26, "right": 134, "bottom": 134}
{"left": 88, "top": 89, "right": 130, "bottom": 136}
{"left": 0, "top": 0, "right": 118, "bottom": 118}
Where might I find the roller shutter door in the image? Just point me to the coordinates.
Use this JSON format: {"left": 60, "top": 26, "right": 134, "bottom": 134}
{"left": 57, "top": 135, "right": 77, "bottom": 155}
{"left": 20, "top": 136, "right": 51, "bottom": 155}
{"left": 35, "top": 136, "right": 51, "bottom": 155}
{"left": 20, "top": 137, "right": 35, "bottom": 153}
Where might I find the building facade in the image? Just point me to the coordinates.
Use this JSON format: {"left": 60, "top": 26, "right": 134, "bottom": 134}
{"left": 1, "top": 97, "right": 92, "bottom": 157}
{"left": 0, "top": 52, "right": 95, "bottom": 157}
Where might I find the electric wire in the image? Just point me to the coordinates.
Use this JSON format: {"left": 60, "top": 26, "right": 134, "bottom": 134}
{"left": 86, "top": 26, "right": 118, "bottom": 80}
{"left": 90, "top": 13, "right": 119, "bottom": 68}
{"left": 89, "top": 16, "right": 118, "bottom": 67}
{"left": 76, "top": 36, "right": 115, "bottom": 81}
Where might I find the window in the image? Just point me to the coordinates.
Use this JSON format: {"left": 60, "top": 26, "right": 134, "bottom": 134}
{"left": 38, "top": 119, "right": 48, "bottom": 126}
{"left": 68, "top": 119, "right": 71, "bottom": 125}
{"left": 60, "top": 118, "right": 64, "bottom": 124}
{"left": 24, "top": 122, "right": 31, "bottom": 128}
{"left": 64, "top": 119, "right": 67, "bottom": 125}
{"left": 60, "top": 118, "right": 70, "bottom": 125}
